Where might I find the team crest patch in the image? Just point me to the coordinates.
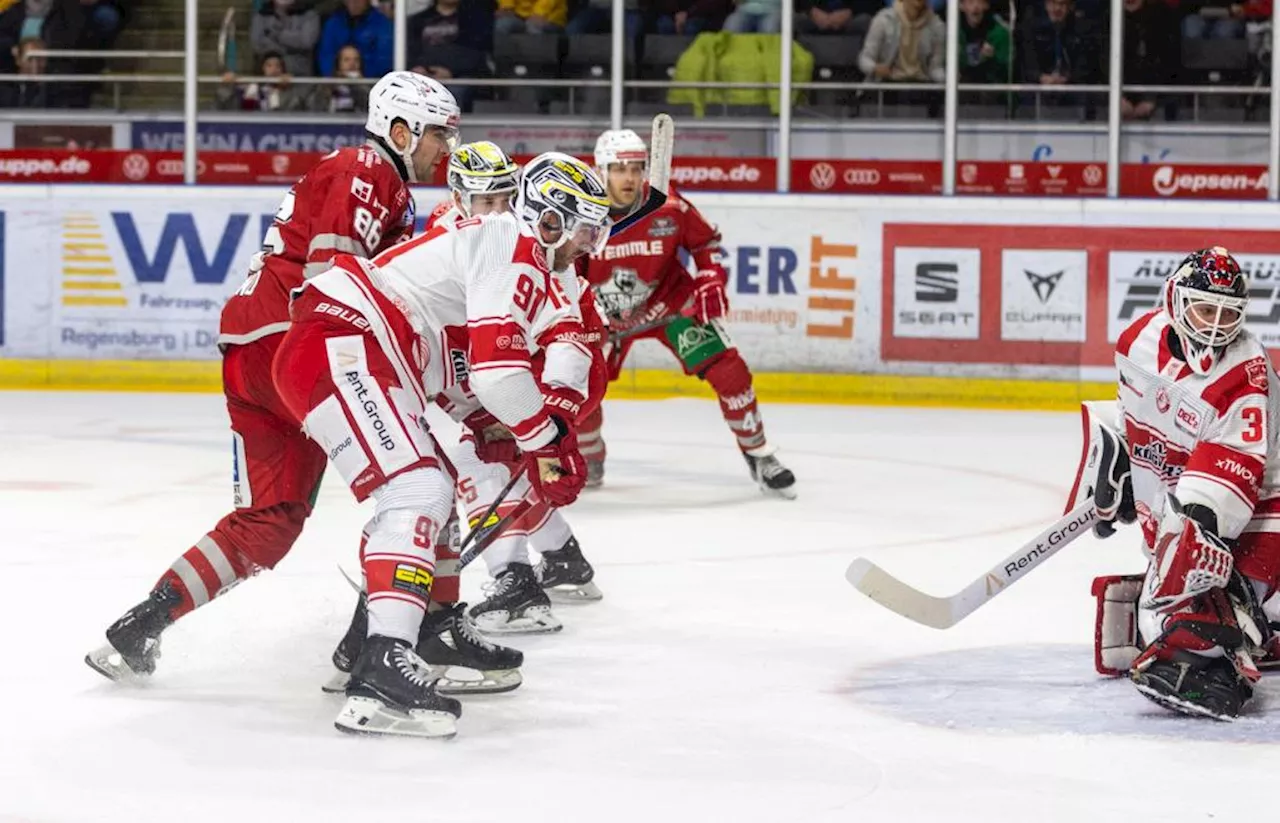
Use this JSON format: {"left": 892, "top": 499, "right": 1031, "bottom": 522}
{"left": 1155, "top": 387, "right": 1171, "bottom": 414}
{"left": 1247, "top": 359, "right": 1269, "bottom": 390}
{"left": 648, "top": 216, "right": 677, "bottom": 237}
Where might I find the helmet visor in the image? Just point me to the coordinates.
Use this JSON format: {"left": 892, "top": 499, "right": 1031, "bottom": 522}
{"left": 537, "top": 208, "right": 613, "bottom": 256}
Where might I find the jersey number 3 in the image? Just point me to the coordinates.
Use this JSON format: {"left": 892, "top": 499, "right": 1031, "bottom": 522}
{"left": 1243, "top": 407, "right": 1264, "bottom": 443}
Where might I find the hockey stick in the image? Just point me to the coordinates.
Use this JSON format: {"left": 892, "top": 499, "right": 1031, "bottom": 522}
{"left": 608, "top": 314, "right": 678, "bottom": 346}
{"left": 607, "top": 113, "right": 673, "bottom": 238}
{"left": 845, "top": 500, "right": 1098, "bottom": 629}
{"left": 458, "top": 460, "right": 527, "bottom": 556}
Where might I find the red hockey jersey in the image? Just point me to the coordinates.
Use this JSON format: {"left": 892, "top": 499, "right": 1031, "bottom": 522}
{"left": 581, "top": 186, "right": 725, "bottom": 333}
{"left": 218, "top": 143, "right": 414, "bottom": 346}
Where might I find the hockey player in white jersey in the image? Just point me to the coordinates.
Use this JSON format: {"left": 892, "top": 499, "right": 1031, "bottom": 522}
{"left": 431, "top": 143, "right": 607, "bottom": 633}
{"left": 272, "top": 152, "right": 611, "bottom": 737}
{"left": 1068, "top": 247, "right": 1280, "bottom": 720}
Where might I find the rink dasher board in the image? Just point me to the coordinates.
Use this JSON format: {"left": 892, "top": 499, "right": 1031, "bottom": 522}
{"left": 1, "top": 187, "right": 1277, "bottom": 407}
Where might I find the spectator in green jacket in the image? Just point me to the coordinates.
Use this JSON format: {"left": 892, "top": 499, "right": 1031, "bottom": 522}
{"left": 957, "top": 0, "right": 1009, "bottom": 83}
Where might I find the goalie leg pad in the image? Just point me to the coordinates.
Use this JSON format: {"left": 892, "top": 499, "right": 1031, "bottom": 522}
{"left": 1092, "top": 574, "right": 1144, "bottom": 676}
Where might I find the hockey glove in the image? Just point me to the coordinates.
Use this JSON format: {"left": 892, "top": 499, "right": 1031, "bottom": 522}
{"left": 524, "top": 387, "right": 588, "bottom": 506}
{"left": 463, "top": 409, "right": 520, "bottom": 465}
{"left": 685, "top": 269, "right": 729, "bottom": 324}
{"left": 525, "top": 423, "right": 587, "bottom": 507}
{"left": 1092, "top": 424, "right": 1136, "bottom": 539}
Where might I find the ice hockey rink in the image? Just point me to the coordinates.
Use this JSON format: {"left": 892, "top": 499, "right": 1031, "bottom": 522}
{"left": 2, "top": 389, "right": 1277, "bottom": 823}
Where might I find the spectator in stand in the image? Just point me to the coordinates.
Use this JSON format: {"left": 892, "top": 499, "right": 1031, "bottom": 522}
{"left": 858, "top": 0, "right": 945, "bottom": 82}
{"left": 1, "top": 34, "right": 47, "bottom": 106}
{"left": 957, "top": 0, "right": 1009, "bottom": 82}
{"left": 566, "top": 0, "right": 640, "bottom": 39}
{"left": 722, "top": 0, "right": 782, "bottom": 32}
{"left": 494, "top": 0, "right": 564, "bottom": 33}
{"left": 39, "top": 0, "right": 124, "bottom": 107}
{"left": 645, "top": 0, "right": 731, "bottom": 34}
{"left": 314, "top": 43, "right": 368, "bottom": 111}
{"left": 408, "top": 0, "right": 492, "bottom": 111}
{"left": 1183, "top": 0, "right": 1245, "bottom": 39}
{"left": 1120, "top": 0, "right": 1177, "bottom": 119}
{"left": 217, "top": 50, "right": 312, "bottom": 110}
{"left": 795, "top": 0, "right": 875, "bottom": 36}
{"left": 1019, "top": 0, "right": 1100, "bottom": 87}
{"left": 251, "top": 0, "right": 320, "bottom": 77}
{"left": 317, "top": 0, "right": 391, "bottom": 78}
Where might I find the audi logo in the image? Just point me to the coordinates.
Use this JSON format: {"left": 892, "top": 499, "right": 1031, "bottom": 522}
{"left": 156, "top": 159, "right": 185, "bottom": 176}
{"left": 843, "top": 168, "right": 881, "bottom": 185}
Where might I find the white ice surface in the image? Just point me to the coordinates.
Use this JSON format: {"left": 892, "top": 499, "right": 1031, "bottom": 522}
{"left": 1, "top": 392, "right": 1277, "bottom": 823}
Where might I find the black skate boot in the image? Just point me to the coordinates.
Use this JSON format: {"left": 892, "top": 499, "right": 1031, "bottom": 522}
{"left": 1132, "top": 655, "right": 1253, "bottom": 721}
{"left": 321, "top": 590, "right": 368, "bottom": 694}
{"left": 468, "top": 562, "right": 562, "bottom": 635}
{"left": 85, "top": 583, "right": 183, "bottom": 681}
{"left": 334, "top": 635, "right": 461, "bottom": 739}
{"left": 536, "top": 536, "right": 603, "bottom": 602}
{"left": 585, "top": 459, "right": 605, "bottom": 489}
{"left": 744, "top": 447, "right": 797, "bottom": 500}
{"left": 417, "top": 603, "right": 523, "bottom": 694}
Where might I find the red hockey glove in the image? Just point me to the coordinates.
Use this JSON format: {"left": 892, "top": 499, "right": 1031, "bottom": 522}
{"left": 463, "top": 409, "right": 520, "bottom": 465}
{"left": 542, "top": 384, "right": 585, "bottom": 426}
{"left": 525, "top": 421, "right": 587, "bottom": 507}
{"left": 684, "top": 269, "right": 728, "bottom": 324}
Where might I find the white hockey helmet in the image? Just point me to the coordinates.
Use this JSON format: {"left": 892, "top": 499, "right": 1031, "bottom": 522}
{"left": 515, "top": 152, "right": 613, "bottom": 257}
{"left": 447, "top": 141, "right": 520, "bottom": 217}
{"left": 593, "top": 129, "right": 648, "bottom": 172}
{"left": 365, "top": 71, "right": 460, "bottom": 182}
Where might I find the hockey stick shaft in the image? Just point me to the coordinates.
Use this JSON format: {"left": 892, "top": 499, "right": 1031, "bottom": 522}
{"left": 846, "top": 499, "right": 1098, "bottom": 629}
{"left": 609, "top": 314, "right": 677, "bottom": 345}
{"left": 458, "top": 460, "right": 526, "bottom": 556}
{"left": 459, "top": 496, "right": 534, "bottom": 570}
{"left": 608, "top": 113, "right": 674, "bottom": 237}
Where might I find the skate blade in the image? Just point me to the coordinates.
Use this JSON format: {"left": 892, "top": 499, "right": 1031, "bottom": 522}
{"left": 545, "top": 581, "right": 604, "bottom": 603}
{"left": 333, "top": 696, "right": 458, "bottom": 739}
{"left": 1132, "top": 680, "right": 1237, "bottom": 722}
{"left": 321, "top": 669, "right": 351, "bottom": 694}
{"left": 471, "top": 607, "right": 564, "bottom": 635}
{"left": 436, "top": 666, "right": 523, "bottom": 695}
{"left": 84, "top": 644, "right": 148, "bottom": 683}
{"left": 761, "top": 482, "right": 797, "bottom": 501}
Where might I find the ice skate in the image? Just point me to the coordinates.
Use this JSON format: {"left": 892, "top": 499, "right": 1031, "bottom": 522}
{"left": 1132, "top": 656, "right": 1252, "bottom": 721}
{"left": 85, "top": 583, "right": 182, "bottom": 682}
{"left": 417, "top": 603, "right": 524, "bottom": 694}
{"left": 469, "top": 562, "right": 563, "bottom": 635}
{"left": 585, "top": 458, "right": 605, "bottom": 489}
{"left": 334, "top": 635, "right": 461, "bottom": 739}
{"left": 744, "top": 447, "right": 797, "bottom": 500}
{"left": 321, "top": 590, "right": 368, "bottom": 694}
{"left": 536, "top": 536, "right": 603, "bottom": 603}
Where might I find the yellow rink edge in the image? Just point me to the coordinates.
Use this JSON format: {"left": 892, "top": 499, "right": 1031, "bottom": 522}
{"left": 0, "top": 359, "right": 1115, "bottom": 411}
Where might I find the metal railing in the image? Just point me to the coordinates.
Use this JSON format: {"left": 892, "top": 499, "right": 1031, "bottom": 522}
{"left": 8, "top": 0, "right": 1280, "bottom": 194}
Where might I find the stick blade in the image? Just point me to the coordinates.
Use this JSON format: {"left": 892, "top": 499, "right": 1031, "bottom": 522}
{"left": 845, "top": 558, "right": 957, "bottom": 630}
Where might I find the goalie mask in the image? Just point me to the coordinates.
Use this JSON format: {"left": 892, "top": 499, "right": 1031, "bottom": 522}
{"left": 515, "top": 152, "right": 613, "bottom": 258}
{"left": 1163, "top": 247, "right": 1249, "bottom": 375}
{"left": 447, "top": 141, "right": 520, "bottom": 217}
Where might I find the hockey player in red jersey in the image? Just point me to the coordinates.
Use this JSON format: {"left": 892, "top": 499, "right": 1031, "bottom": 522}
{"left": 580, "top": 129, "right": 796, "bottom": 499}
{"left": 271, "top": 152, "right": 611, "bottom": 737}
{"left": 1069, "top": 247, "right": 1280, "bottom": 720}
{"left": 83, "top": 73, "right": 488, "bottom": 696}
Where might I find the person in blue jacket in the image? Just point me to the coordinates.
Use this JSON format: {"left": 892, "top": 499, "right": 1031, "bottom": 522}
{"left": 318, "top": 0, "right": 392, "bottom": 78}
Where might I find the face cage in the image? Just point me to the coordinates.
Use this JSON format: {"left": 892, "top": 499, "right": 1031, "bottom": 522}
{"left": 1170, "top": 284, "right": 1247, "bottom": 349}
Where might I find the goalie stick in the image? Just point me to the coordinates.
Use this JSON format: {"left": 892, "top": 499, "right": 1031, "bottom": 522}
{"left": 846, "top": 499, "right": 1098, "bottom": 629}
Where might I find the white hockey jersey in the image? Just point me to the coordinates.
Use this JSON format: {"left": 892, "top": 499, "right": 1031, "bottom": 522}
{"left": 1115, "top": 309, "right": 1280, "bottom": 549}
{"left": 305, "top": 212, "right": 592, "bottom": 451}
